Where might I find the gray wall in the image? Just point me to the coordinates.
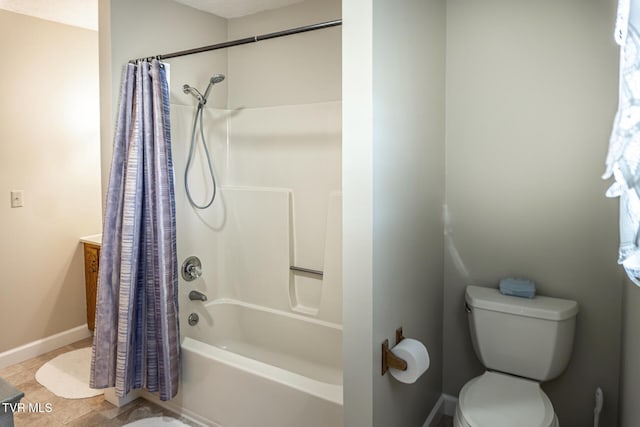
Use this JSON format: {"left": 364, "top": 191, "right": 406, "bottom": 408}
{"left": 620, "top": 279, "right": 640, "bottom": 426}
{"left": 372, "top": 0, "right": 446, "bottom": 425}
{"left": 343, "top": 0, "right": 446, "bottom": 425}
{"left": 443, "top": 0, "right": 623, "bottom": 425}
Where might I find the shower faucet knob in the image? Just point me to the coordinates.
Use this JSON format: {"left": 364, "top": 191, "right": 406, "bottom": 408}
{"left": 181, "top": 256, "right": 202, "bottom": 281}
{"left": 187, "top": 264, "right": 201, "bottom": 278}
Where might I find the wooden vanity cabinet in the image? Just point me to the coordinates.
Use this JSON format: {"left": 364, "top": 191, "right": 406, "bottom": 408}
{"left": 83, "top": 243, "right": 100, "bottom": 331}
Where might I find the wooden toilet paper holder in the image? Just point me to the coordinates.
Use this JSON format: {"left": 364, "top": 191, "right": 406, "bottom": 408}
{"left": 381, "top": 327, "right": 408, "bottom": 375}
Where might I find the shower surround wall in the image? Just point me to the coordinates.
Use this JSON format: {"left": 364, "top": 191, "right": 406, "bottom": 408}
{"left": 102, "top": 0, "right": 341, "bottom": 326}
{"left": 173, "top": 99, "right": 341, "bottom": 322}
{"left": 100, "top": 0, "right": 341, "bottom": 422}
{"left": 101, "top": 0, "right": 341, "bottom": 290}
{"left": 220, "top": 0, "right": 341, "bottom": 320}
{"left": 168, "top": 2, "right": 342, "bottom": 417}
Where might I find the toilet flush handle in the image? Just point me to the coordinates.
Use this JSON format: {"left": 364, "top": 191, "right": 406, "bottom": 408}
{"left": 464, "top": 302, "right": 472, "bottom": 313}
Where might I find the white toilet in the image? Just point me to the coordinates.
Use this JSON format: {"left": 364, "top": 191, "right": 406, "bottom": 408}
{"left": 454, "top": 285, "right": 578, "bottom": 427}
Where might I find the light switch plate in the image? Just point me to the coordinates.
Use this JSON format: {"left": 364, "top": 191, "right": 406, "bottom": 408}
{"left": 10, "top": 190, "right": 23, "bottom": 208}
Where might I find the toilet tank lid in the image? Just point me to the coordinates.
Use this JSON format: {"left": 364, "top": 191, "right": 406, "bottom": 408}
{"left": 466, "top": 285, "right": 578, "bottom": 321}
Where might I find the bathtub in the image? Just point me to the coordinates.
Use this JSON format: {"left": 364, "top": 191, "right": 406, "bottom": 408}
{"left": 148, "top": 298, "right": 343, "bottom": 427}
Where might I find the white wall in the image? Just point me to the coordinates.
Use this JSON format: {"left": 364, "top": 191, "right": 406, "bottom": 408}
{"left": 343, "top": 0, "right": 446, "bottom": 425}
{"left": 443, "top": 0, "right": 622, "bottom": 425}
{"left": 227, "top": 0, "right": 341, "bottom": 108}
{"left": 372, "top": 0, "right": 445, "bottom": 424}
{"left": 342, "top": 0, "right": 374, "bottom": 423}
{"left": 0, "top": 10, "right": 101, "bottom": 352}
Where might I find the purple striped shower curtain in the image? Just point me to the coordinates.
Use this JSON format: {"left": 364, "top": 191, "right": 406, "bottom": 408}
{"left": 90, "top": 59, "right": 180, "bottom": 401}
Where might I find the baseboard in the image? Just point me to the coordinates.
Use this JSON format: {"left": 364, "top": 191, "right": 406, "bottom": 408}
{"left": 423, "top": 393, "right": 458, "bottom": 426}
{"left": 104, "top": 388, "right": 141, "bottom": 408}
{"left": 141, "top": 390, "right": 218, "bottom": 427}
{"left": 423, "top": 395, "right": 444, "bottom": 427}
{"left": 0, "top": 324, "right": 91, "bottom": 370}
{"left": 442, "top": 394, "right": 458, "bottom": 416}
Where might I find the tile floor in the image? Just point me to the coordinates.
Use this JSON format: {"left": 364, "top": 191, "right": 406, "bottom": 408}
{"left": 0, "top": 338, "right": 198, "bottom": 426}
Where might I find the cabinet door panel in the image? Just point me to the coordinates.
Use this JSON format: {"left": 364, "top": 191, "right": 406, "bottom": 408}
{"left": 83, "top": 243, "right": 100, "bottom": 331}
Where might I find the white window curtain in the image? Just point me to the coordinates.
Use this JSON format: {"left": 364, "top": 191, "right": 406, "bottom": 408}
{"left": 604, "top": 0, "right": 640, "bottom": 285}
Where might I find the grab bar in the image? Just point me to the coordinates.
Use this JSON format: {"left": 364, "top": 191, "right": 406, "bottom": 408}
{"left": 289, "top": 266, "right": 324, "bottom": 277}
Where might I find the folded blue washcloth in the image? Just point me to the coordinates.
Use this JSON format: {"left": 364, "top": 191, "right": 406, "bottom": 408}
{"left": 499, "top": 277, "right": 536, "bottom": 299}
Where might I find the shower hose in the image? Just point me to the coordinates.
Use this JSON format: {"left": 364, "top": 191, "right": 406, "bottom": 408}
{"left": 185, "top": 102, "right": 217, "bottom": 209}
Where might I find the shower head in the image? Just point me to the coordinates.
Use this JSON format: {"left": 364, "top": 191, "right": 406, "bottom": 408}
{"left": 202, "top": 74, "right": 225, "bottom": 104}
{"left": 183, "top": 74, "right": 225, "bottom": 106}
{"left": 210, "top": 74, "right": 225, "bottom": 84}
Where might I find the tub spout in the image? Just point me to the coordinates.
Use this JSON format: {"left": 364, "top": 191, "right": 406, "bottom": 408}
{"left": 189, "top": 290, "right": 208, "bottom": 302}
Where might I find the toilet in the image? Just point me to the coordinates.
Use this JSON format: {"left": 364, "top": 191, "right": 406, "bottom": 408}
{"left": 454, "top": 285, "right": 578, "bottom": 427}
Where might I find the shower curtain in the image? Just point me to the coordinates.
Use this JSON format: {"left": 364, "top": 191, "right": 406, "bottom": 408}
{"left": 90, "top": 59, "right": 180, "bottom": 401}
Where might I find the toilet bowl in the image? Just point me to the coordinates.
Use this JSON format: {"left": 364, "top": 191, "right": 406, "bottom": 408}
{"left": 454, "top": 371, "right": 558, "bottom": 427}
{"left": 455, "top": 286, "right": 578, "bottom": 427}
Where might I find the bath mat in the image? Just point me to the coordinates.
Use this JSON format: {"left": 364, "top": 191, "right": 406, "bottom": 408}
{"left": 35, "top": 347, "right": 103, "bottom": 399}
{"left": 124, "top": 417, "right": 192, "bottom": 426}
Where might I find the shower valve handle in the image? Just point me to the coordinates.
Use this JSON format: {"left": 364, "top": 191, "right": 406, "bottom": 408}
{"left": 181, "top": 256, "right": 202, "bottom": 281}
{"left": 187, "top": 264, "right": 201, "bottom": 279}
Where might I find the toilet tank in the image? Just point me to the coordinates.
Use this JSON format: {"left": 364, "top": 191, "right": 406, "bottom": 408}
{"left": 465, "top": 285, "right": 578, "bottom": 382}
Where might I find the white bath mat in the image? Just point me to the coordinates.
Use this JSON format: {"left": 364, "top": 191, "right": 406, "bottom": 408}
{"left": 35, "top": 347, "right": 103, "bottom": 399}
{"left": 124, "top": 417, "right": 191, "bottom": 427}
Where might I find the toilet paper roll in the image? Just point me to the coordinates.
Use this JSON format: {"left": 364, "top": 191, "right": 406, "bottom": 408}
{"left": 388, "top": 338, "right": 430, "bottom": 384}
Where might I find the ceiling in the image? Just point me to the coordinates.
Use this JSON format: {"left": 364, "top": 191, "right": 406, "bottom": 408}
{"left": 0, "top": 0, "right": 98, "bottom": 30}
{"left": 0, "top": 0, "right": 305, "bottom": 31}
{"left": 173, "top": 0, "right": 304, "bottom": 18}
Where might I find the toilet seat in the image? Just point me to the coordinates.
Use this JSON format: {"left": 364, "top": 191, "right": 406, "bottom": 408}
{"left": 455, "top": 371, "right": 557, "bottom": 427}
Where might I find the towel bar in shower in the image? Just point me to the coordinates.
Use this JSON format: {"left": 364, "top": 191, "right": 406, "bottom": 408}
{"left": 289, "top": 266, "right": 324, "bottom": 277}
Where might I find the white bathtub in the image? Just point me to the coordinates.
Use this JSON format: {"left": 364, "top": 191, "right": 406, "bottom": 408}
{"left": 150, "top": 299, "right": 343, "bottom": 427}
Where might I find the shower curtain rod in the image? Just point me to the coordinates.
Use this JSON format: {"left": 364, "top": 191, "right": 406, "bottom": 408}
{"left": 130, "top": 19, "right": 342, "bottom": 63}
